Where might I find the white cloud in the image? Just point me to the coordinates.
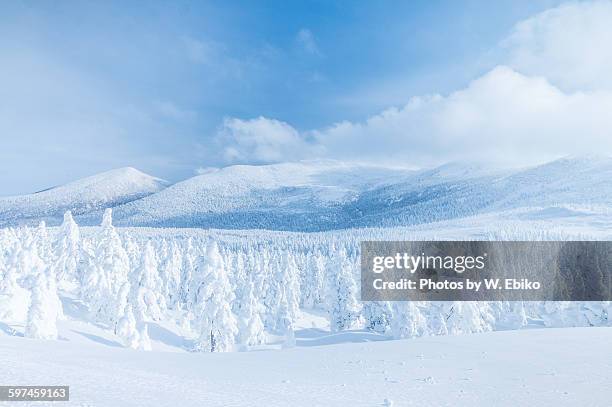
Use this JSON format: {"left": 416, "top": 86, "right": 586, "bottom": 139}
{"left": 217, "top": 117, "right": 319, "bottom": 163}
{"left": 313, "top": 66, "right": 612, "bottom": 166}
{"left": 502, "top": 1, "right": 612, "bottom": 91}
{"left": 222, "top": 64, "right": 612, "bottom": 166}
{"left": 218, "top": 1, "right": 612, "bottom": 167}
{"left": 296, "top": 28, "right": 321, "bottom": 56}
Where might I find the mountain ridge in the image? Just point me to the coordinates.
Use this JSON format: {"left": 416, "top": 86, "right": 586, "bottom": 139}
{"left": 0, "top": 167, "right": 168, "bottom": 227}
{"left": 1, "top": 157, "right": 610, "bottom": 231}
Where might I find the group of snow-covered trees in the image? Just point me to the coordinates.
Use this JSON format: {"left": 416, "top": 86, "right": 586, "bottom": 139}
{"left": 0, "top": 210, "right": 610, "bottom": 352}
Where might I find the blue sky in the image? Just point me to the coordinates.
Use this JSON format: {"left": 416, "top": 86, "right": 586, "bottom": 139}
{"left": 3, "top": 0, "right": 610, "bottom": 195}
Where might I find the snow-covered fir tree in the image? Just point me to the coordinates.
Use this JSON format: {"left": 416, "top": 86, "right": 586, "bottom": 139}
{"left": 391, "top": 301, "right": 427, "bottom": 339}
{"left": 279, "top": 251, "right": 301, "bottom": 323}
{"left": 363, "top": 301, "right": 393, "bottom": 334}
{"left": 236, "top": 280, "right": 266, "bottom": 349}
{"left": 138, "top": 322, "right": 152, "bottom": 351}
{"left": 180, "top": 238, "right": 197, "bottom": 308}
{"left": 160, "top": 240, "right": 183, "bottom": 311}
{"left": 0, "top": 239, "right": 30, "bottom": 322}
{"left": 81, "top": 209, "right": 130, "bottom": 325}
{"left": 34, "top": 221, "right": 54, "bottom": 266}
{"left": 443, "top": 301, "right": 494, "bottom": 334}
{"left": 301, "top": 249, "right": 325, "bottom": 309}
{"left": 130, "top": 241, "right": 165, "bottom": 322}
{"left": 24, "top": 247, "right": 61, "bottom": 340}
{"left": 540, "top": 301, "right": 589, "bottom": 328}
{"left": 325, "top": 246, "right": 361, "bottom": 332}
{"left": 191, "top": 240, "right": 238, "bottom": 352}
{"left": 54, "top": 211, "right": 81, "bottom": 287}
{"left": 116, "top": 302, "right": 140, "bottom": 349}
{"left": 492, "top": 301, "right": 528, "bottom": 330}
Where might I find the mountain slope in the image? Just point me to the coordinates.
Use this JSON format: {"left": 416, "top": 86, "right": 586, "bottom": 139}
{"left": 2, "top": 156, "right": 612, "bottom": 231}
{"left": 343, "top": 156, "right": 612, "bottom": 229}
{"left": 111, "top": 161, "right": 416, "bottom": 229}
{"left": 98, "top": 158, "right": 575, "bottom": 230}
{"left": 0, "top": 167, "right": 168, "bottom": 227}
{"left": 111, "top": 156, "right": 612, "bottom": 231}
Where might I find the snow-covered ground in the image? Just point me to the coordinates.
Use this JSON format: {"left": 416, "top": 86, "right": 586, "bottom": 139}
{"left": 2, "top": 324, "right": 610, "bottom": 406}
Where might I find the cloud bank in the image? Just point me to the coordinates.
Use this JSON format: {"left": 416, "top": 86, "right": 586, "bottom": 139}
{"left": 219, "top": 1, "right": 612, "bottom": 167}
{"left": 503, "top": 0, "right": 612, "bottom": 91}
{"left": 218, "top": 117, "right": 320, "bottom": 164}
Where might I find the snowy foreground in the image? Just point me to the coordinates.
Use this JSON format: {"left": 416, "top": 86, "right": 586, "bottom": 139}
{"left": 1, "top": 326, "right": 611, "bottom": 406}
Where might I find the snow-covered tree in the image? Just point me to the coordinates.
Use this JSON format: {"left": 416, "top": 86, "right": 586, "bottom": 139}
{"left": 180, "top": 238, "right": 197, "bottom": 308}
{"left": 581, "top": 301, "right": 611, "bottom": 326}
{"left": 278, "top": 294, "right": 296, "bottom": 348}
{"left": 363, "top": 301, "right": 393, "bottom": 334}
{"left": 492, "top": 301, "right": 528, "bottom": 330}
{"left": 236, "top": 280, "right": 266, "bottom": 349}
{"left": 54, "top": 211, "right": 80, "bottom": 287}
{"left": 160, "top": 240, "right": 183, "bottom": 311}
{"left": 444, "top": 301, "right": 494, "bottom": 334}
{"left": 391, "top": 301, "right": 427, "bottom": 339}
{"left": 24, "top": 248, "right": 61, "bottom": 340}
{"left": 130, "top": 241, "right": 165, "bottom": 322}
{"left": 325, "top": 247, "right": 361, "bottom": 332}
{"left": 540, "top": 301, "right": 588, "bottom": 327}
{"left": 81, "top": 209, "right": 130, "bottom": 325}
{"left": 427, "top": 302, "right": 449, "bottom": 335}
{"left": 260, "top": 250, "right": 278, "bottom": 330}
{"left": 192, "top": 241, "right": 238, "bottom": 352}
{"left": 279, "top": 251, "right": 301, "bottom": 322}
{"left": 34, "top": 221, "right": 54, "bottom": 266}
{"left": 138, "top": 323, "right": 152, "bottom": 351}
{"left": 229, "top": 250, "right": 247, "bottom": 313}
{"left": 0, "top": 240, "right": 30, "bottom": 322}
{"left": 301, "top": 249, "right": 325, "bottom": 309}
{"left": 116, "top": 302, "right": 140, "bottom": 349}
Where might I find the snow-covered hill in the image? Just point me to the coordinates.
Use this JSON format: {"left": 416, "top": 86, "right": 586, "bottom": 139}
{"left": 3, "top": 156, "right": 612, "bottom": 231}
{"left": 111, "top": 160, "right": 417, "bottom": 229}
{"left": 0, "top": 167, "right": 168, "bottom": 227}
{"left": 109, "top": 156, "right": 612, "bottom": 230}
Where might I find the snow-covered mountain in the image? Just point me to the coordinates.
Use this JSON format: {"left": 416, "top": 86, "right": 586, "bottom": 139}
{"left": 0, "top": 167, "right": 168, "bottom": 227}
{"left": 110, "top": 156, "right": 612, "bottom": 231}
{"left": 110, "top": 160, "right": 417, "bottom": 229}
{"left": 2, "top": 157, "right": 612, "bottom": 230}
